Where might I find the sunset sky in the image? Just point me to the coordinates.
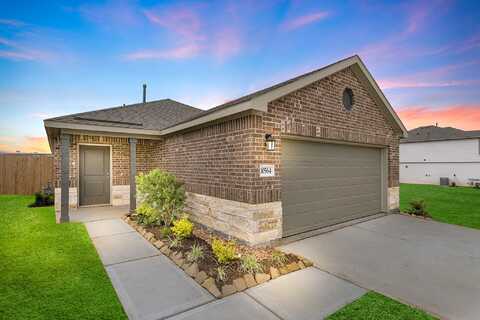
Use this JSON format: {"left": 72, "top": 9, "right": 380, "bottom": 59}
{"left": 1, "top": 0, "right": 479, "bottom": 153}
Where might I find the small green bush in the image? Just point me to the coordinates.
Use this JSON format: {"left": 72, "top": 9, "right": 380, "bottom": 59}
{"left": 271, "top": 250, "right": 288, "bottom": 267}
{"left": 406, "top": 199, "right": 429, "bottom": 217}
{"left": 135, "top": 203, "right": 159, "bottom": 225}
{"left": 240, "top": 254, "right": 263, "bottom": 274}
{"left": 171, "top": 217, "right": 194, "bottom": 239}
{"left": 187, "top": 244, "right": 204, "bottom": 263}
{"left": 136, "top": 169, "right": 185, "bottom": 226}
{"left": 160, "top": 226, "right": 172, "bottom": 238}
{"left": 211, "top": 239, "right": 237, "bottom": 264}
{"left": 216, "top": 266, "right": 227, "bottom": 282}
{"left": 168, "top": 236, "right": 182, "bottom": 249}
{"left": 29, "top": 191, "right": 54, "bottom": 207}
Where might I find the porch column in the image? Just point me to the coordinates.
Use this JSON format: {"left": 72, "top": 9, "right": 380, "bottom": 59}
{"left": 129, "top": 138, "right": 137, "bottom": 213}
{"left": 60, "top": 133, "right": 71, "bottom": 222}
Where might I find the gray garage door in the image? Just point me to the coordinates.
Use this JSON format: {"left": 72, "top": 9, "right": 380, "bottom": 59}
{"left": 282, "top": 140, "right": 382, "bottom": 237}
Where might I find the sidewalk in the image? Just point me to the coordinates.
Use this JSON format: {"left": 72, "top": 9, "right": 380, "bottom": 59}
{"left": 85, "top": 217, "right": 366, "bottom": 320}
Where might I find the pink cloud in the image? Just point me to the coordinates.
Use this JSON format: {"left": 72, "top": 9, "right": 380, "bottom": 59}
{"left": 357, "top": 0, "right": 452, "bottom": 64}
{"left": 0, "top": 36, "right": 53, "bottom": 62}
{"left": 211, "top": 27, "right": 242, "bottom": 61}
{"left": 282, "top": 11, "right": 330, "bottom": 31}
{"left": 379, "top": 79, "right": 480, "bottom": 90}
{"left": 378, "top": 60, "right": 480, "bottom": 90}
{"left": 397, "top": 105, "right": 480, "bottom": 130}
{"left": 127, "top": 4, "right": 243, "bottom": 61}
{"left": 78, "top": 1, "right": 141, "bottom": 27}
{"left": 0, "top": 136, "right": 50, "bottom": 153}
{"left": 144, "top": 7, "right": 203, "bottom": 41}
{"left": 125, "top": 43, "right": 202, "bottom": 60}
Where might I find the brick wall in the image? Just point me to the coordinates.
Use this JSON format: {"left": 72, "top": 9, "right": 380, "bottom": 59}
{"left": 155, "top": 112, "right": 270, "bottom": 204}
{"left": 152, "top": 66, "right": 401, "bottom": 204}
{"left": 53, "top": 66, "right": 401, "bottom": 207}
{"left": 53, "top": 134, "right": 160, "bottom": 188}
{"left": 254, "top": 66, "right": 401, "bottom": 200}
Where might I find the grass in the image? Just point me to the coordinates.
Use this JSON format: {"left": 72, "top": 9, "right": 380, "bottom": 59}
{"left": 400, "top": 183, "right": 480, "bottom": 230}
{"left": 0, "top": 195, "right": 127, "bottom": 320}
{"left": 327, "top": 292, "right": 437, "bottom": 320}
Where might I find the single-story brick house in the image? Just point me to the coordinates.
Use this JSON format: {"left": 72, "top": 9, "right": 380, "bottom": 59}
{"left": 44, "top": 55, "right": 407, "bottom": 245}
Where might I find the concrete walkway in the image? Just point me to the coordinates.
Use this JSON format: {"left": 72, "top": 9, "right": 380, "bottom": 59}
{"left": 281, "top": 214, "right": 480, "bottom": 320}
{"left": 85, "top": 217, "right": 367, "bottom": 320}
{"left": 85, "top": 218, "right": 213, "bottom": 320}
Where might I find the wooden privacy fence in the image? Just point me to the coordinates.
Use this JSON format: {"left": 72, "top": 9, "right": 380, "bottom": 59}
{"left": 0, "top": 153, "right": 54, "bottom": 195}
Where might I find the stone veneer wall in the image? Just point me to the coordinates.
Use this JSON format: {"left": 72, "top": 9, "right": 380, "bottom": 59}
{"left": 185, "top": 192, "right": 282, "bottom": 245}
{"left": 388, "top": 187, "right": 400, "bottom": 212}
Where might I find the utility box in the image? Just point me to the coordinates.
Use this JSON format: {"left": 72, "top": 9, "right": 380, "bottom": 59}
{"left": 440, "top": 177, "right": 450, "bottom": 186}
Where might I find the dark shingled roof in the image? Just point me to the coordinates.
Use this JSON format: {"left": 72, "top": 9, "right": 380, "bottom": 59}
{"left": 46, "top": 99, "right": 205, "bottom": 131}
{"left": 402, "top": 126, "right": 480, "bottom": 143}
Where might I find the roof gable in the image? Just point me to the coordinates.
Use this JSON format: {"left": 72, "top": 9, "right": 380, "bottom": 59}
{"left": 162, "top": 55, "right": 407, "bottom": 136}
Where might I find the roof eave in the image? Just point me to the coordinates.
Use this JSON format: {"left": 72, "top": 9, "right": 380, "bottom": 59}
{"left": 44, "top": 120, "right": 163, "bottom": 136}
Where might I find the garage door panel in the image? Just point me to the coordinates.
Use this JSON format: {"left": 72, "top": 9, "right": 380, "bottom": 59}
{"left": 282, "top": 140, "right": 383, "bottom": 237}
{"left": 283, "top": 202, "right": 381, "bottom": 235}
{"left": 282, "top": 176, "right": 380, "bottom": 192}
{"left": 282, "top": 157, "right": 379, "bottom": 168}
{"left": 282, "top": 183, "right": 380, "bottom": 204}
{"left": 283, "top": 192, "right": 381, "bottom": 216}
{"left": 282, "top": 166, "right": 380, "bottom": 180}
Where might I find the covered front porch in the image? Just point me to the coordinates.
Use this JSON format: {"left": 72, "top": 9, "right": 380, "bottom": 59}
{"left": 52, "top": 133, "right": 161, "bottom": 223}
{"left": 69, "top": 205, "right": 130, "bottom": 223}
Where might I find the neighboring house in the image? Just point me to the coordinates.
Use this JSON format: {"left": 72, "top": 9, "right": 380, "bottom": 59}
{"left": 44, "top": 55, "right": 407, "bottom": 245}
{"left": 400, "top": 126, "right": 480, "bottom": 187}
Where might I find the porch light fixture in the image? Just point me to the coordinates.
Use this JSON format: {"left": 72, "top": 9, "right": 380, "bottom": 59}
{"left": 265, "top": 134, "right": 276, "bottom": 151}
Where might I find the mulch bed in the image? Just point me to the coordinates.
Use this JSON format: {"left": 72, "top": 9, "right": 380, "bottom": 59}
{"left": 123, "top": 215, "right": 313, "bottom": 298}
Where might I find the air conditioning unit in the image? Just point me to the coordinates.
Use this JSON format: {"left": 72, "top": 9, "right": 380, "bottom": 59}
{"left": 440, "top": 177, "right": 449, "bottom": 186}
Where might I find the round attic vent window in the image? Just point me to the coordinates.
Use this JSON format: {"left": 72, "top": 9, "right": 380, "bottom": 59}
{"left": 342, "top": 88, "right": 354, "bottom": 111}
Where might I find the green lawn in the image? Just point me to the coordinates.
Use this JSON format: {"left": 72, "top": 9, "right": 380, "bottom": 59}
{"left": 327, "top": 292, "right": 437, "bottom": 320}
{"left": 0, "top": 195, "right": 126, "bottom": 320}
{"left": 400, "top": 183, "right": 480, "bottom": 230}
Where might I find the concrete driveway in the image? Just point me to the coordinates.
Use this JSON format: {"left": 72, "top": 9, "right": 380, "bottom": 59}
{"left": 281, "top": 214, "right": 480, "bottom": 320}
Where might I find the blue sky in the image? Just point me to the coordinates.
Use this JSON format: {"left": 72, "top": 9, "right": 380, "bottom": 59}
{"left": 0, "top": 0, "right": 479, "bottom": 152}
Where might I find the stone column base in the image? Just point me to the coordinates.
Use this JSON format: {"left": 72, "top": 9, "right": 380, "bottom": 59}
{"left": 388, "top": 186, "right": 400, "bottom": 213}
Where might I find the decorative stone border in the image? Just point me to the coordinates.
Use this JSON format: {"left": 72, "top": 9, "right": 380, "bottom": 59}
{"left": 399, "top": 212, "right": 432, "bottom": 221}
{"left": 123, "top": 216, "right": 313, "bottom": 298}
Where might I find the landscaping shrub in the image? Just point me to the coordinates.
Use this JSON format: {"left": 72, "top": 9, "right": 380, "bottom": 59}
{"left": 168, "top": 236, "right": 182, "bottom": 249}
{"left": 271, "top": 250, "right": 288, "bottom": 267}
{"left": 187, "top": 244, "right": 204, "bottom": 263}
{"left": 240, "top": 254, "right": 263, "bottom": 274}
{"left": 136, "top": 169, "right": 185, "bottom": 226}
{"left": 160, "top": 226, "right": 172, "bottom": 238}
{"left": 211, "top": 239, "right": 237, "bottom": 264}
{"left": 171, "top": 217, "right": 194, "bottom": 239}
{"left": 135, "top": 203, "right": 159, "bottom": 225}
{"left": 406, "top": 199, "right": 429, "bottom": 217}
{"left": 29, "top": 184, "right": 55, "bottom": 207}
{"left": 216, "top": 266, "right": 227, "bottom": 282}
